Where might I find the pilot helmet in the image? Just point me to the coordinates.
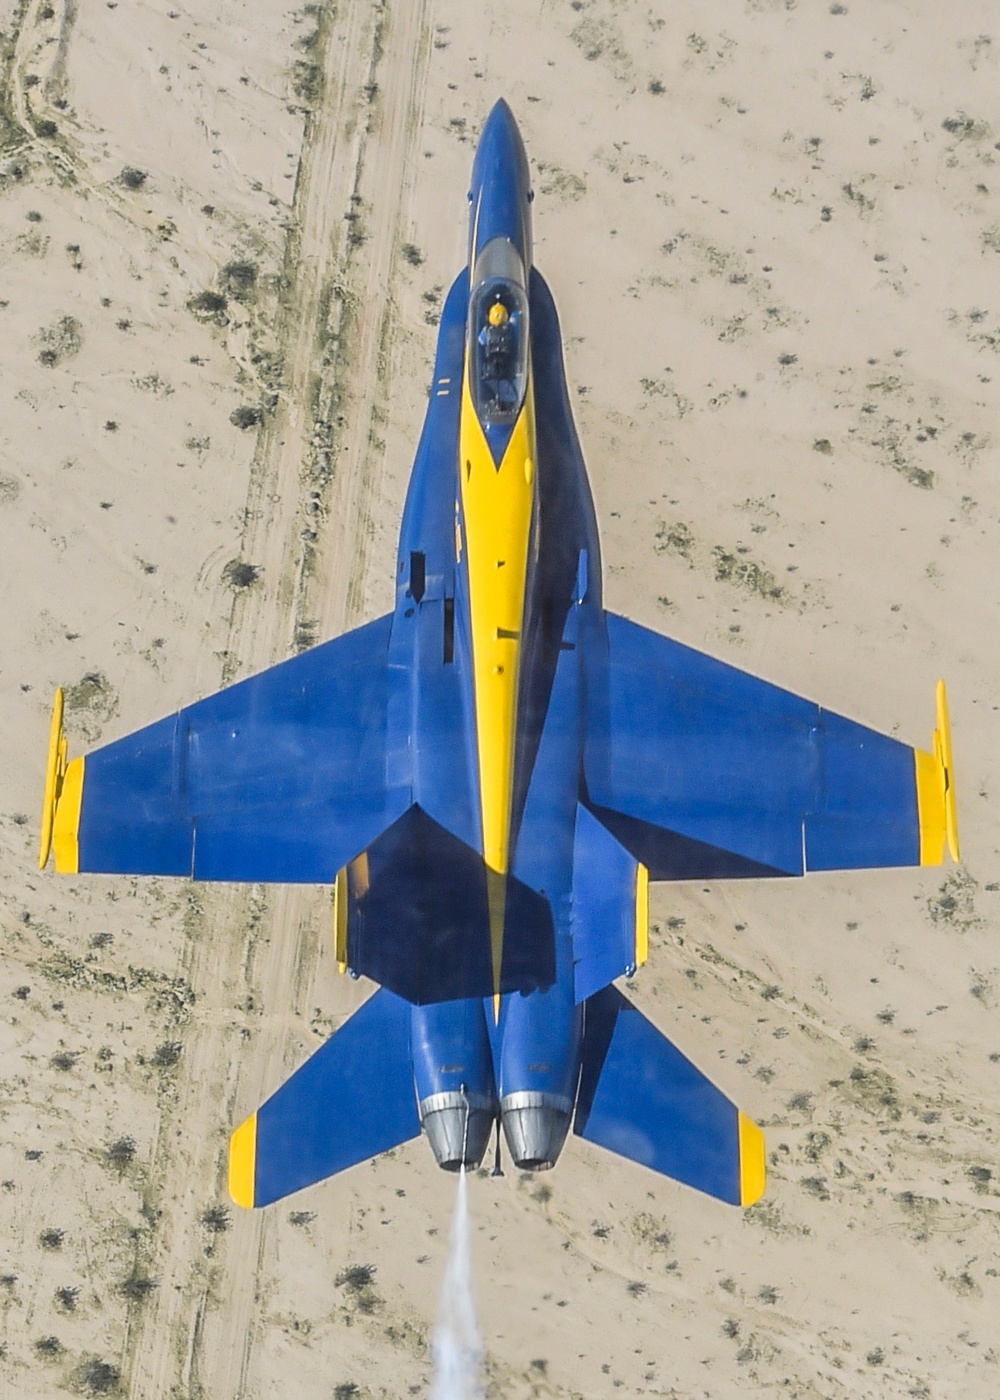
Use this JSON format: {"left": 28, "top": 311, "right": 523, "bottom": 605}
{"left": 487, "top": 300, "right": 509, "bottom": 327}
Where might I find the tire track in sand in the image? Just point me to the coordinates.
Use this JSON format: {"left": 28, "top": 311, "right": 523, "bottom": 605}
{"left": 123, "top": 1, "right": 432, "bottom": 1395}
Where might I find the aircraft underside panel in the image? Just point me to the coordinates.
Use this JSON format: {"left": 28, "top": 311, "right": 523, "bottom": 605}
{"left": 341, "top": 806, "right": 556, "bottom": 1004}
{"left": 585, "top": 612, "right": 939, "bottom": 878}
{"left": 62, "top": 614, "right": 407, "bottom": 881}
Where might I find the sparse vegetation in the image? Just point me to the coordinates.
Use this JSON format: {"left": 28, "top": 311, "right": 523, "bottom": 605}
{"left": 118, "top": 166, "right": 148, "bottom": 189}
{"left": 37, "top": 314, "right": 82, "bottom": 367}
{"left": 152, "top": 1040, "right": 182, "bottom": 1067}
{"left": 845, "top": 1064, "right": 900, "bottom": 1119}
{"left": 63, "top": 671, "right": 118, "bottom": 743}
{"left": 201, "top": 1205, "right": 231, "bottom": 1233}
{"left": 654, "top": 520, "right": 694, "bottom": 559}
{"left": 119, "top": 1273, "right": 157, "bottom": 1302}
{"left": 968, "top": 1165, "right": 992, "bottom": 1194}
{"left": 294, "top": 618, "right": 319, "bottom": 652}
{"left": 928, "top": 870, "right": 982, "bottom": 929}
{"left": 401, "top": 242, "right": 424, "bottom": 266}
{"left": 222, "top": 559, "right": 262, "bottom": 589}
{"left": 220, "top": 260, "right": 258, "bottom": 299}
{"left": 712, "top": 547, "right": 787, "bottom": 602}
{"left": 631, "top": 1211, "right": 672, "bottom": 1251}
{"left": 941, "top": 112, "right": 991, "bottom": 141}
{"left": 187, "top": 290, "right": 229, "bottom": 322}
{"left": 292, "top": 60, "right": 322, "bottom": 104}
{"left": 106, "top": 1136, "right": 137, "bottom": 1170}
{"left": 336, "top": 1263, "right": 376, "bottom": 1291}
{"left": 40, "top": 1228, "right": 65, "bottom": 1250}
{"left": 230, "top": 404, "right": 263, "bottom": 430}
{"left": 73, "top": 1356, "right": 121, "bottom": 1395}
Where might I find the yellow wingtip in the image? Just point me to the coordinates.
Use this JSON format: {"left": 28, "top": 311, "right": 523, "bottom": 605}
{"left": 737, "top": 1112, "right": 766, "bottom": 1207}
{"left": 915, "top": 680, "right": 959, "bottom": 867}
{"left": 935, "top": 679, "right": 960, "bottom": 864}
{"left": 38, "top": 688, "right": 67, "bottom": 870}
{"left": 52, "top": 756, "right": 84, "bottom": 874}
{"left": 229, "top": 1113, "right": 257, "bottom": 1209}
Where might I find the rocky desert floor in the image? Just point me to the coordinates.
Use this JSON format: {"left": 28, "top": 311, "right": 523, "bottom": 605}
{"left": 1, "top": 1, "right": 999, "bottom": 1397}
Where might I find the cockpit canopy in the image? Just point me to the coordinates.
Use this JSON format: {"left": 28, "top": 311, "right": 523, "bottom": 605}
{"left": 468, "top": 238, "right": 529, "bottom": 427}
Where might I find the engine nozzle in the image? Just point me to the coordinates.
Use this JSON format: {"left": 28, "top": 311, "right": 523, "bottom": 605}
{"left": 419, "top": 1091, "right": 495, "bottom": 1172}
{"left": 500, "top": 1091, "right": 572, "bottom": 1172}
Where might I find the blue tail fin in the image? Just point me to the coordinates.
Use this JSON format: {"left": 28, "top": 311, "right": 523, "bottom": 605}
{"left": 229, "top": 989, "right": 420, "bottom": 1207}
{"left": 574, "top": 987, "right": 765, "bottom": 1206}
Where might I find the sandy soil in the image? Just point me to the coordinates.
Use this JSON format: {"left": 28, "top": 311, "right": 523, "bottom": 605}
{"left": 2, "top": 1, "right": 999, "bottom": 1397}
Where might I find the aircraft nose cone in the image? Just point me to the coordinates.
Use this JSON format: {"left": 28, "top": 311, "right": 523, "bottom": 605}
{"left": 480, "top": 98, "right": 520, "bottom": 150}
{"left": 468, "top": 99, "right": 533, "bottom": 268}
{"left": 472, "top": 98, "right": 529, "bottom": 187}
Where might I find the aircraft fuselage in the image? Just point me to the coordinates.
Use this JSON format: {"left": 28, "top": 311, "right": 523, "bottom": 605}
{"left": 385, "top": 101, "right": 601, "bottom": 1169}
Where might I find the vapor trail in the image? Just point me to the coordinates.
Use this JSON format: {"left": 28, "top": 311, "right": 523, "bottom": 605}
{"left": 429, "top": 1169, "right": 484, "bottom": 1400}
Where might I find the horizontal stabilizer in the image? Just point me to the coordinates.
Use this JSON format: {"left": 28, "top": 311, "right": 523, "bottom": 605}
{"left": 574, "top": 987, "right": 765, "bottom": 1206}
{"left": 229, "top": 989, "right": 419, "bottom": 1208}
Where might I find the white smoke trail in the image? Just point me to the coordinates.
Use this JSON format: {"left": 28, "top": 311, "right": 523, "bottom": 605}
{"left": 429, "top": 1169, "right": 484, "bottom": 1400}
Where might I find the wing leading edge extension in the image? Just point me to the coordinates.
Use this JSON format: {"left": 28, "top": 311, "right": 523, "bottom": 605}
{"left": 39, "top": 614, "right": 408, "bottom": 883}
{"left": 585, "top": 613, "right": 958, "bottom": 880}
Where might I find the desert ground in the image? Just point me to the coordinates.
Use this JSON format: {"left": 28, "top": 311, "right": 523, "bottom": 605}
{"left": 2, "top": 1, "right": 999, "bottom": 1396}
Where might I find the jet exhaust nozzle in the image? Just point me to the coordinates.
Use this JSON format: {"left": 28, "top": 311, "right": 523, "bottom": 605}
{"left": 419, "top": 1091, "right": 495, "bottom": 1172}
{"left": 500, "top": 1091, "right": 573, "bottom": 1171}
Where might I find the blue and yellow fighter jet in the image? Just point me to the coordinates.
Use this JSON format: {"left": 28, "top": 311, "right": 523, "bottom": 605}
{"left": 39, "top": 101, "right": 959, "bottom": 1211}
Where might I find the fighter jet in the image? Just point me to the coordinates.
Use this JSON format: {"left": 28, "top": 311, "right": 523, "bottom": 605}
{"left": 39, "top": 101, "right": 959, "bottom": 1211}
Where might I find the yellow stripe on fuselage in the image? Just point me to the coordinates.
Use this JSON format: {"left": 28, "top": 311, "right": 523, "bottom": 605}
{"left": 459, "top": 366, "right": 536, "bottom": 1007}
{"left": 458, "top": 371, "right": 536, "bottom": 879}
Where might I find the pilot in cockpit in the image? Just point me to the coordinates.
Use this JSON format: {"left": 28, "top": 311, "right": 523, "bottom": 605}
{"left": 478, "top": 298, "right": 518, "bottom": 415}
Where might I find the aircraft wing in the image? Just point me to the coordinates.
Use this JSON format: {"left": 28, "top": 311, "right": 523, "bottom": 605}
{"left": 39, "top": 614, "right": 407, "bottom": 882}
{"left": 585, "top": 613, "right": 958, "bottom": 879}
